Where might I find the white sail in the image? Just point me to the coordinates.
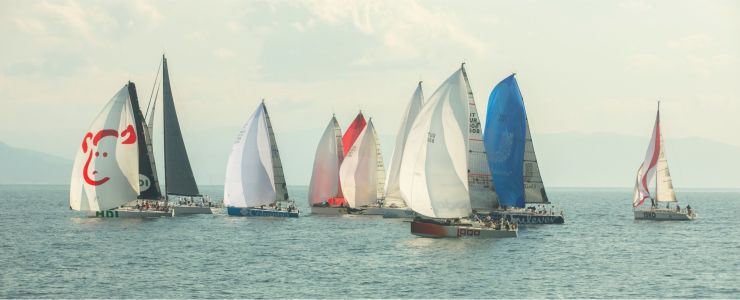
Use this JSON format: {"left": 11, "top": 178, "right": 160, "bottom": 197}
{"left": 384, "top": 82, "right": 425, "bottom": 208}
{"left": 523, "top": 121, "right": 549, "bottom": 204}
{"left": 70, "top": 85, "right": 140, "bottom": 211}
{"left": 308, "top": 116, "right": 343, "bottom": 205}
{"left": 656, "top": 131, "right": 676, "bottom": 202}
{"left": 461, "top": 65, "right": 499, "bottom": 210}
{"left": 223, "top": 103, "right": 276, "bottom": 208}
{"left": 399, "top": 68, "right": 471, "bottom": 219}
{"left": 340, "top": 120, "right": 380, "bottom": 208}
{"left": 633, "top": 107, "right": 661, "bottom": 207}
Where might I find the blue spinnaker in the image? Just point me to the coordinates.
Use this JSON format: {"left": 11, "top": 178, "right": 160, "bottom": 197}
{"left": 483, "top": 74, "right": 526, "bottom": 208}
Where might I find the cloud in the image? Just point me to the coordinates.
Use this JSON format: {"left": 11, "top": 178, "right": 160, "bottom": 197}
{"left": 213, "top": 48, "right": 236, "bottom": 60}
{"left": 618, "top": 0, "right": 653, "bottom": 12}
{"left": 668, "top": 33, "right": 714, "bottom": 50}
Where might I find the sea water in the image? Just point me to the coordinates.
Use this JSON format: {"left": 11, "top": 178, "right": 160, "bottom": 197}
{"left": 1, "top": 185, "right": 738, "bottom": 298}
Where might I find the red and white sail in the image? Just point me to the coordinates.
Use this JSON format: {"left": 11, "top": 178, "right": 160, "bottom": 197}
{"left": 633, "top": 107, "right": 675, "bottom": 207}
{"left": 340, "top": 119, "right": 380, "bottom": 208}
{"left": 342, "top": 112, "right": 367, "bottom": 156}
{"left": 70, "top": 84, "right": 140, "bottom": 211}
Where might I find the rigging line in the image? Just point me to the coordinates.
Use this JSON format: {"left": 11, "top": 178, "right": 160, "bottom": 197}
{"left": 144, "top": 57, "right": 163, "bottom": 119}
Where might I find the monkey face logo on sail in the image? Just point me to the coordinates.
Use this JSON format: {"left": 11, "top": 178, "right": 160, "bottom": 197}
{"left": 81, "top": 125, "right": 136, "bottom": 186}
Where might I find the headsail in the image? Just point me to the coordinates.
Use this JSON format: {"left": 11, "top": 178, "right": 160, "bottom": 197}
{"left": 343, "top": 112, "right": 366, "bottom": 156}
{"left": 162, "top": 55, "right": 200, "bottom": 197}
{"left": 224, "top": 103, "right": 275, "bottom": 208}
{"left": 385, "top": 82, "right": 425, "bottom": 208}
{"left": 308, "top": 116, "right": 345, "bottom": 205}
{"left": 633, "top": 106, "right": 661, "bottom": 207}
{"left": 340, "top": 119, "right": 380, "bottom": 208}
{"left": 399, "top": 67, "right": 470, "bottom": 219}
{"left": 70, "top": 84, "right": 140, "bottom": 211}
{"left": 461, "top": 64, "right": 499, "bottom": 210}
{"left": 484, "top": 74, "right": 527, "bottom": 208}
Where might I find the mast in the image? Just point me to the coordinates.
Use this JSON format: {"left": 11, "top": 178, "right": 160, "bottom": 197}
{"left": 655, "top": 101, "right": 660, "bottom": 205}
{"left": 162, "top": 55, "right": 200, "bottom": 198}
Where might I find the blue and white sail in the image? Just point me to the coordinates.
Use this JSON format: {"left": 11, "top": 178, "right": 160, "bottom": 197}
{"left": 483, "top": 74, "right": 527, "bottom": 208}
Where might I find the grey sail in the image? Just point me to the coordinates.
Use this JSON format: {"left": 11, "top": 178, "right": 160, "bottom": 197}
{"left": 127, "top": 82, "right": 163, "bottom": 200}
{"left": 262, "top": 102, "right": 290, "bottom": 202}
{"left": 162, "top": 55, "right": 200, "bottom": 196}
{"left": 523, "top": 120, "right": 549, "bottom": 204}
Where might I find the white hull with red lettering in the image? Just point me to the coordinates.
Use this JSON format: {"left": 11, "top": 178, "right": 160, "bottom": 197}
{"left": 634, "top": 208, "right": 696, "bottom": 221}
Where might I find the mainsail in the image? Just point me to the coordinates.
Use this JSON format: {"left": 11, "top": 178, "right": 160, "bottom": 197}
{"left": 70, "top": 84, "right": 140, "bottom": 211}
{"left": 128, "top": 82, "right": 162, "bottom": 200}
{"left": 224, "top": 103, "right": 276, "bottom": 208}
{"left": 385, "top": 82, "right": 425, "bottom": 208}
{"left": 655, "top": 131, "right": 676, "bottom": 202}
{"left": 399, "top": 67, "right": 471, "bottom": 219}
{"left": 372, "top": 122, "right": 386, "bottom": 201}
{"left": 263, "top": 102, "right": 290, "bottom": 203}
{"left": 340, "top": 119, "right": 380, "bottom": 208}
{"left": 461, "top": 64, "right": 499, "bottom": 210}
{"left": 162, "top": 55, "right": 200, "bottom": 197}
{"left": 343, "top": 112, "right": 366, "bottom": 156}
{"left": 523, "top": 121, "right": 549, "bottom": 204}
{"left": 308, "top": 116, "right": 345, "bottom": 205}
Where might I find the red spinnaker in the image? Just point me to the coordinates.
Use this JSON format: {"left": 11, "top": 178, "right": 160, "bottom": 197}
{"left": 342, "top": 112, "right": 366, "bottom": 155}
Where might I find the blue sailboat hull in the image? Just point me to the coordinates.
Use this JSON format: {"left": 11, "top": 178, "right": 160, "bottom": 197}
{"left": 226, "top": 207, "right": 299, "bottom": 218}
{"left": 483, "top": 211, "right": 564, "bottom": 224}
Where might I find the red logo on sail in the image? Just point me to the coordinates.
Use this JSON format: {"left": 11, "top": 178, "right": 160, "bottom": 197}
{"left": 81, "top": 125, "right": 136, "bottom": 186}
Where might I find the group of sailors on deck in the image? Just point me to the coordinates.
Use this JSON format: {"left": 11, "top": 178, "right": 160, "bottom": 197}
{"left": 258, "top": 202, "right": 299, "bottom": 213}
{"left": 474, "top": 215, "right": 517, "bottom": 230}
{"left": 175, "top": 196, "right": 214, "bottom": 208}
{"left": 134, "top": 200, "right": 168, "bottom": 212}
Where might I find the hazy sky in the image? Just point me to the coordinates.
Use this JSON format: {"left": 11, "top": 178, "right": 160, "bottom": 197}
{"left": 1, "top": 0, "right": 738, "bottom": 186}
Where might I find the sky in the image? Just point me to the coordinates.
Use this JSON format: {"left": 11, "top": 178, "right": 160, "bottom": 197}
{"left": 0, "top": 0, "right": 738, "bottom": 186}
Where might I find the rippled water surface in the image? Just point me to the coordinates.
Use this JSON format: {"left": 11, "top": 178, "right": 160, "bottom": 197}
{"left": 1, "top": 185, "right": 738, "bottom": 298}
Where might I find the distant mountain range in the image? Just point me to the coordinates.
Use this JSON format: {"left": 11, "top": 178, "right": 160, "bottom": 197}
{"left": 0, "top": 141, "right": 71, "bottom": 184}
{"left": 3, "top": 133, "right": 739, "bottom": 188}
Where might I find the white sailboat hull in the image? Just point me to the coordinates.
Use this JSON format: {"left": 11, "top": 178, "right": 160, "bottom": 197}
{"left": 87, "top": 208, "right": 174, "bottom": 218}
{"left": 360, "top": 206, "right": 384, "bottom": 215}
{"left": 634, "top": 208, "right": 696, "bottom": 221}
{"left": 311, "top": 206, "right": 349, "bottom": 215}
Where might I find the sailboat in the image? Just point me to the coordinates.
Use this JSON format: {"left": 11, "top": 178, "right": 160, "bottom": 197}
{"left": 70, "top": 82, "right": 173, "bottom": 218}
{"left": 401, "top": 64, "right": 516, "bottom": 238}
{"left": 482, "top": 74, "right": 564, "bottom": 224}
{"left": 223, "top": 101, "right": 297, "bottom": 217}
{"left": 308, "top": 115, "right": 354, "bottom": 215}
{"left": 340, "top": 112, "right": 387, "bottom": 215}
{"left": 382, "top": 82, "right": 425, "bottom": 219}
{"left": 633, "top": 103, "right": 696, "bottom": 220}
{"left": 147, "top": 55, "right": 212, "bottom": 215}
{"left": 339, "top": 118, "right": 385, "bottom": 214}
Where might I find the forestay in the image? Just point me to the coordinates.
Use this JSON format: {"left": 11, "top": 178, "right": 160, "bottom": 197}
{"left": 385, "top": 82, "right": 425, "bottom": 208}
{"left": 224, "top": 103, "right": 276, "bottom": 208}
{"left": 340, "top": 120, "right": 380, "bottom": 208}
{"left": 399, "top": 68, "right": 471, "bottom": 219}
{"left": 70, "top": 84, "right": 140, "bottom": 211}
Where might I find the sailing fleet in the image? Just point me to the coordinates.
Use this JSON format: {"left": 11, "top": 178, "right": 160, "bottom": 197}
{"left": 69, "top": 58, "right": 697, "bottom": 238}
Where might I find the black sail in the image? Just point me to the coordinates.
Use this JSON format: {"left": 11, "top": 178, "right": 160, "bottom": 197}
{"left": 162, "top": 56, "right": 200, "bottom": 196}
{"left": 127, "top": 82, "right": 163, "bottom": 200}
